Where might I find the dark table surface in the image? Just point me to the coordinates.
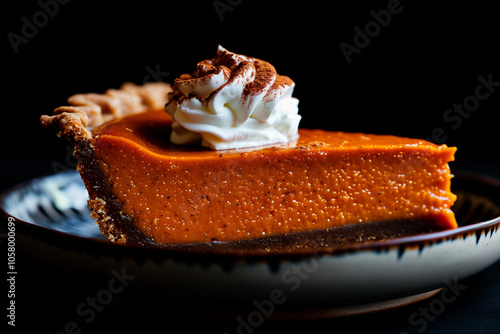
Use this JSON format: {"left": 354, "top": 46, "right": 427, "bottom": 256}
{"left": 1, "top": 158, "right": 499, "bottom": 334}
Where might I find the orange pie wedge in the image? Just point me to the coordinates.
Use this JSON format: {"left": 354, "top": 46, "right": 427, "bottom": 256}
{"left": 41, "top": 82, "right": 457, "bottom": 247}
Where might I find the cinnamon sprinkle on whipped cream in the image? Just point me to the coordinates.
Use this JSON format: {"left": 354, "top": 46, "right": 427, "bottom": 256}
{"left": 165, "top": 46, "right": 301, "bottom": 150}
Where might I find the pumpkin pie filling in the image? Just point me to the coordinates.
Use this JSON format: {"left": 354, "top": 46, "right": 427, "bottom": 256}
{"left": 82, "top": 109, "right": 456, "bottom": 245}
{"left": 41, "top": 46, "right": 457, "bottom": 248}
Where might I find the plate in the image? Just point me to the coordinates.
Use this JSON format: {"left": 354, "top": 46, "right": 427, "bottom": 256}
{"left": 1, "top": 170, "right": 500, "bottom": 319}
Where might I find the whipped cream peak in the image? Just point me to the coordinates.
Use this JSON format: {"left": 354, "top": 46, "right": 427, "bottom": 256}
{"left": 165, "top": 46, "right": 300, "bottom": 150}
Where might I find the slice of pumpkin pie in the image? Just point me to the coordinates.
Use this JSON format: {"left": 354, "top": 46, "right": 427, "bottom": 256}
{"left": 41, "top": 46, "right": 457, "bottom": 247}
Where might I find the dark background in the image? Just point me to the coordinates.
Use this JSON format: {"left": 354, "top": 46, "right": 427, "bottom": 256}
{"left": 3, "top": 0, "right": 500, "bottom": 333}
{"left": 4, "top": 0, "right": 500, "bottom": 185}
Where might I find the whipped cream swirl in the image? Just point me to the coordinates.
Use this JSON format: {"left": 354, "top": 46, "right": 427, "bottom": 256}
{"left": 165, "top": 46, "right": 300, "bottom": 150}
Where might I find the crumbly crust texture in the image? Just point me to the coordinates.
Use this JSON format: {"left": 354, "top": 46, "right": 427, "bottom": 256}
{"left": 41, "top": 82, "right": 171, "bottom": 244}
{"left": 40, "top": 82, "right": 172, "bottom": 142}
